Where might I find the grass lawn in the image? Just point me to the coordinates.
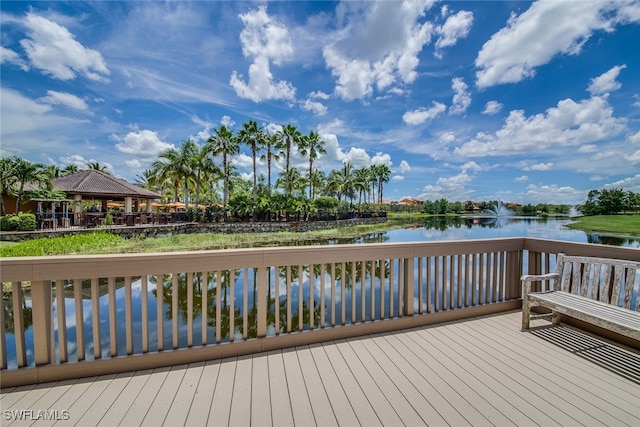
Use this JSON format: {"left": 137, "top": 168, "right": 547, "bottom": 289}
{"left": 566, "top": 215, "right": 640, "bottom": 236}
{"left": 0, "top": 218, "right": 415, "bottom": 257}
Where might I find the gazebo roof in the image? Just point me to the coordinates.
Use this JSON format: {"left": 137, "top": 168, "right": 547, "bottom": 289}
{"left": 52, "top": 170, "right": 160, "bottom": 199}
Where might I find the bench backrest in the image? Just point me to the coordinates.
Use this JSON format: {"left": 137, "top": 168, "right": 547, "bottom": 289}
{"left": 554, "top": 253, "right": 640, "bottom": 310}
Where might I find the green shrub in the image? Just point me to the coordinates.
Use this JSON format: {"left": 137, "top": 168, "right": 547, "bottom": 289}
{"left": 0, "top": 232, "right": 124, "bottom": 257}
{"left": 8, "top": 215, "right": 20, "bottom": 230}
{"left": 18, "top": 213, "right": 36, "bottom": 231}
{"left": 0, "top": 215, "right": 12, "bottom": 231}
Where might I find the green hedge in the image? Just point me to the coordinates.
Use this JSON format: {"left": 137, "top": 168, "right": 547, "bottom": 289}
{"left": 0, "top": 213, "right": 37, "bottom": 231}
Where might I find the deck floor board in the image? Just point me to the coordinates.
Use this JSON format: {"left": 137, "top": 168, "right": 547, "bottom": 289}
{"left": 2, "top": 311, "right": 639, "bottom": 426}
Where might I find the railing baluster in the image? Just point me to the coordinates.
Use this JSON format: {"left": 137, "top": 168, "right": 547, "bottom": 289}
{"left": 12, "top": 282, "right": 26, "bottom": 367}
{"left": 202, "top": 272, "right": 209, "bottom": 345}
{"left": 108, "top": 277, "right": 117, "bottom": 357}
{"left": 156, "top": 274, "right": 164, "bottom": 351}
{"left": 435, "top": 257, "right": 441, "bottom": 312}
{"left": 418, "top": 257, "right": 424, "bottom": 314}
{"left": 257, "top": 267, "right": 267, "bottom": 338}
{"left": 379, "top": 259, "right": 385, "bottom": 320}
{"left": 341, "top": 262, "right": 346, "bottom": 325}
{"left": 74, "top": 280, "right": 85, "bottom": 361}
{"left": 310, "top": 264, "right": 315, "bottom": 329}
{"left": 172, "top": 273, "right": 179, "bottom": 349}
{"left": 91, "top": 278, "right": 101, "bottom": 359}
{"left": 457, "top": 255, "right": 464, "bottom": 308}
{"left": 187, "top": 272, "right": 193, "bottom": 347}
{"left": 360, "top": 261, "right": 365, "bottom": 323}
{"left": 275, "top": 266, "right": 280, "bottom": 335}
{"left": 403, "top": 258, "right": 414, "bottom": 316}
{"left": 331, "top": 263, "right": 336, "bottom": 326}
{"left": 397, "top": 258, "right": 403, "bottom": 316}
{"left": 388, "top": 259, "right": 394, "bottom": 317}
{"left": 449, "top": 255, "right": 455, "bottom": 310}
{"left": 242, "top": 269, "right": 248, "bottom": 340}
{"left": 370, "top": 260, "right": 375, "bottom": 321}
{"left": 286, "top": 266, "right": 292, "bottom": 332}
{"left": 351, "top": 261, "right": 356, "bottom": 324}
{"left": 141, "top": 275, "right": 148, "bottom": 353}
{"left": 320, "top": 264, "right": 326, "bottom": 328}
{"left": 230, "top": 269, "right": 235, "bottom": 341}
{"left": 242, "top": 268, "right": 248, "bottom": 339}
{"left": 125, "top": 276, "right": 133, "bottom": 355}
{"left": 426, "top": 257, "right": 432, "bottom": 313}
{"left": 215, "top": 270, "right": 222, "bottom": 343}
{"left": 298, "top": 264, "right": 304, "bottom": 331}
{"left": 55, "top": 279, "right": 68, "bottom": 363}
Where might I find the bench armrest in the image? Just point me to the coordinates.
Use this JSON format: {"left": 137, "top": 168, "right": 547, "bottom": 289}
{"left": 521, "top": 273, "right": 560, "bottom": 296}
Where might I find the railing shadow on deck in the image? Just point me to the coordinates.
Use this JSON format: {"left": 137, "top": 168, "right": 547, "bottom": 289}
{"left": 529, "top": 324, "right": 640, "bottom": 385}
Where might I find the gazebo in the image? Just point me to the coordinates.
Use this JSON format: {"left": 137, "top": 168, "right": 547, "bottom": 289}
{"left": 51, "top": 170, "right": 161, "bottom": 227}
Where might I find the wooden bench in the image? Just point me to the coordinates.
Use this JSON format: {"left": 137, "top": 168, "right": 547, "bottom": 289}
{"left": 521, "top": 253, "right": 640, "bottom": 341}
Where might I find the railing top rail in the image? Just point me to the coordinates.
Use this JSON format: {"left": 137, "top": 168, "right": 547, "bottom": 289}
{"left": 0, "top": 237, "right": 526, "bottom": 282}
{"left": 523, "top": 238, "right": 640, "bottom": 262}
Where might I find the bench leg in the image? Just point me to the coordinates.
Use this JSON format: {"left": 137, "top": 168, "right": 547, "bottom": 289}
{"left": 522, "top": 299, "right": 531, "bottom": 329}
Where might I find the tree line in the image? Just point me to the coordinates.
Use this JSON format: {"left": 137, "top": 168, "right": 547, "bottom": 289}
{"left": 1, "top": 120, "right": 393, "bottom": 221}
{"left": 581, "top": 188, "right": 640, "bottom": 215}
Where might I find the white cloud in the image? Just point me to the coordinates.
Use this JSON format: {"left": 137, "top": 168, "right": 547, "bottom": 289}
{"left": 232, "top": 153, "right": 257, "bottom": 169}
{"left": 38, "top": 90, "right": 89, "bottom": 111}
{"left": 588, "top": 64, "right": 627, "bottom": 96}
{"left": 418, "top": 170, "right": 473, "bottom": 201}
{"left": 523, "top": 183, "right": 585, "bottom": 204}
{"left": 403, "top": 101, "right": 446, "bottom": 125}
{"left": 20, "top": 13, "right": 110, "bottom": 82}
{"left": 371, "top": 152, "right": 392, "bottom": 167}
{"left": 629, "top": 130, "right": 640, "bottom": 145}
{"left": 300, "top": 98, "right": 328, "bottom": 116}
{"left": 604, "top": 174, "right": 640, "bottom": 192}
{"left": 461, "top": 161, "right": 485, "bottom": 172}
{"left": 449, "top": 77, "right": 471, "bottom": 115}
{"left": 0, "top": 46, "right": 29, "bottom": 71}
{"left": 439, "top": 132, "right": 456, "bottom": 144}
{"left": 343, "top": 147, "right": 371, "bottom": 168}
{"left": 578, "top": 144, "right": 598, "bottom": 153}
{"left": 455, "top": 96, "right": 626, "bottom": 157}
{"left": 628, "top": 151, "right": 640, "bottom": 165}
{"left": 482, "top": 101, "right": 503, "bottom": 115}
{"left": 221, "top": 115, "right": 236, "bottom": 128}
{"left": 514, "top": 175, "right": 529, "bottom": 182}
{"left": 323, "top": 0, "right": 437, "bottom": 100}
{"left": 434, "top": 10, "right": 474, "bottom": 59}
{"left": 475, "top": 1, "right": 640, "bottom": 88}
{"left": 113, "top": 129, "right": 175, "bottom": 159}
{"left": 528, "top": 162, "right": 553, "bottom": 171}
{"left": 229, "top": 6, "right": 296, "bottom": 102}
{"left": 392, "top": 175, "right": 405, "bottom": 182}
{"left": 398, "top": 160, "right": 411, "bottom": 173}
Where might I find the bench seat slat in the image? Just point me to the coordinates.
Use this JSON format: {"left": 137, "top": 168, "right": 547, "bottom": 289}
{"left": 528, "top": 292, "right": 640, "bottom": 340}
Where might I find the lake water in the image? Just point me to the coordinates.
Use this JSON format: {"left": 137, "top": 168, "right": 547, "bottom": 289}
{"left": 4, "top": 216, "right": 639, "bottom": 368}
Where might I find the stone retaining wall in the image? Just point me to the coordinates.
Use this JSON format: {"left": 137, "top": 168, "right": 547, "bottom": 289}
{"left": 1, "top": 217, "right": 387, "bottom": 242}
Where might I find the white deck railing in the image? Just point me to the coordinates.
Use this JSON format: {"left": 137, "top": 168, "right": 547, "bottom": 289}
{"left": 1, "top": 237, "right": 638, "bottom": 386}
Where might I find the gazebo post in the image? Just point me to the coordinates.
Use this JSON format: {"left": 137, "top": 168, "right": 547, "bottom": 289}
{"left": 125, "top": 196, "right": 133, "bottom": 213}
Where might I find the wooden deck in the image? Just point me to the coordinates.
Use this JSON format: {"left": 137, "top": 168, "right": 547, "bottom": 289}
{"left": 2, "top": 311, "right": 639, "bottom": 426}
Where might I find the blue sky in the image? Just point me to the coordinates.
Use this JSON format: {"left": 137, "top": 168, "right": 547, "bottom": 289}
{"left": 1, "top": 0, "right": 639, "bottom": 204}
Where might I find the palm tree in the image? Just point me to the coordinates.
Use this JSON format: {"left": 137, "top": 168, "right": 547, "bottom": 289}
{"left": 10, "top": 158, "right": 48, "bottom": 214}
{"left": 206, "top": 125, "right": 239, "bottom": 220}
{"left": 237, "top": 120, "right": 263, "bottom": 221}
{"left": 0, "top": 157, "right": 18, "bottom": 216}
{"left": 298, "top": 131, "right": 326, "bottom": 199}
{"left": 192, "top": 143, "right": 220, "bottom": 207}
{"left": 275, "top": 124, "right": 302, "bottom": 197}
{"left": 62, "top": 164, "right": 79, "bottom": 176}
{"left": 260, "top": 133, "right": 280, "bottom": 194}
{"left": 152, "top": 140, "right": 197, "bottom": 209}
{"left": 373, "top": 164, "right": 391, "bottom": 203}
{"left": 85, "top": 161, "right": 109, "bottom": 173}
{"left": 310, "top": 169, "right": 326, "bottom": 200}
{"left": 354, "top": 167, "right": 370, "bottom": 207}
